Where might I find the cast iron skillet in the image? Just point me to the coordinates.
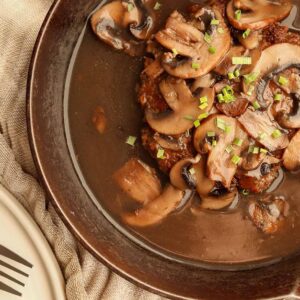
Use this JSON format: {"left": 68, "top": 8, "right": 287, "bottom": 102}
{"left": 27, "top": 0, "right": 300, "bottom": 299}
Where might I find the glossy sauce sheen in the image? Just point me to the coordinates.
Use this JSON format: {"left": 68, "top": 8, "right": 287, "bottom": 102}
{"left": 67, "top": 0, "right": 300, "bottom": 266}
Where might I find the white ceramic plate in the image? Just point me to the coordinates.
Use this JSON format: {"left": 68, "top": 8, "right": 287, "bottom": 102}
{"left": 0, "top": 184, "right": 65, "bottom": 300}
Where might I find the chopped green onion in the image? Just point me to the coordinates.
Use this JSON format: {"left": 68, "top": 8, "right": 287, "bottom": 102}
{"left": 252, "top": 147, "right": 259, "bottom": 154}
{"left": 225, "top": 85, "right": 234, "bottom": 95}
{"left": 204, "top": 32, "right": 212, "bottom": 44}
{"left": 231, "top": 154, "right": 241, "bottom": 165}
{"left": 199, "top": 102, "right": 209, "bottom": 110}
{"left": 224, "top": 94, "right": 235, "bottom": 103}
{"left": 183, "top": 115, "right": 194, "bottom": 121}
{"left": 235, "top": 10, "right": 242, "bottom": 20}
{"left": 194, "top": 119, "right": 201, "bottom": 128}
{"left": 242, "top": 189, "right": 249, "bottom": 196}
{"left": 243, "top": 72, "right": 259, "bottom": 85}
{"left": 253, "top": 101, "right": 261, "bottom": 110}
{"left": 232, "top": 56, "right": 252, "bottom": 65}
{"left": 260, "top": 148, "right": 268, "bottom": 154}
{"left": 217, "top": 93, "right": 224, "bottom": 103}
{"left": 278, "top": 76, "right": 289, "bottom": 86}
{"left": 242, "top": 29, "right": 251, "bottom": 39}
{"left": 247, "top": 85, "right": 255, "bottom": 96}
{"left": 233, "top": 138, "right": 243, "bottom": 147}
{"left": 189, "top": 167, "right": 196, "bottom": 175}
{"left": 228, "top": 72, "right": 235, "bottom": 80}
{"left": 154, "top": 2, "right": 161, "bottom": 10}
{"left": 217, "top": 27, "right": 224, "bottom": 34}
{"left": 172, "top": 48, "right": 178, "bottom": 56}
{"left": 208, "top": 46, "right": 216, "bottom": 54}
{"left": 211, "top": 19, "right": 220, "bottom": 25}
{"left": 127, "top": 2, "right": 134, "bottom": 11}
{"left": 157, "top": 148, "right": 165, "bottom": 159}
{"left": 248, "top": 145, "right": 255, "bottom": 153}
{"left": 258, "top": 132, "right": 267, "bottom": 140}
{"left": 207, "top": 131, "right": 216, "bottom": 137}
{"left": 216, "top": 118, "right": 226, "bottom": 131}
{"left": 192, "top": 62, "right": 200, "bottom": 70}
{"left": 272, "top": 129, "right": 282, "bottom": 139}
{"left": 225, "top": 125, "right": 232, "bottom": 134}
{"left": 200, "top": 96, "right": 208, "bottom": 104}
{"left": 225, "top": 145, "right": 233, "bottom": 153}
{"left": 212, "top": 140, "right": 217, "bottom": 147}
{"left": 198, "top": 112, "right": 209, "bottom": 120}
{"left": 274, "top": 93, "right": 282, "bottom": 101}
{"left": 126, "top": 136, "right": 137, "bottom": 146}
{"left": 234, "top": 69, "right": 240, "bottom": 78}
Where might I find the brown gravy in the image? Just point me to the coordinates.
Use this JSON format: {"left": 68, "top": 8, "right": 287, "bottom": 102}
{"left": 66, "top": 0, "right": 300, "bottom": 267}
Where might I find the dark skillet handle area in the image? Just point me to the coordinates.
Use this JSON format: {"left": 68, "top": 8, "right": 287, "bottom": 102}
{"left": 27, "top": 0, "right": 300, "bottom": 299}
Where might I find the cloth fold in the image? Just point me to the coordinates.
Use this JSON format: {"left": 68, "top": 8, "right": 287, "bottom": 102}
{"left": 0, "top": 1, "right": 164, "bottom": 299}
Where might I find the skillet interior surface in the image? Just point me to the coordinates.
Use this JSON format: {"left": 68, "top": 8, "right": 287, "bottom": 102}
{"left": 28, "top": 0, "right": 300, "bottom": 298}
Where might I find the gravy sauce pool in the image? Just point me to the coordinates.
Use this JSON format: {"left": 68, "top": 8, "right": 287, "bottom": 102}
{"left": 66, "top": 0, "right": 300, "bottom": 267}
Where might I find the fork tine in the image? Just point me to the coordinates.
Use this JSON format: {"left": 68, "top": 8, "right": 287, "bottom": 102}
{"left": 0, "top": 281, "right": 22, "bottom": 296}
{"left": 0, "top": 270, "right": 24, "bottom": 286}
{"left": 0, "top": 259, "right": 29, "bottom": 277}
{"left": 0, "top": 245, "right": 32, "bottom": 268}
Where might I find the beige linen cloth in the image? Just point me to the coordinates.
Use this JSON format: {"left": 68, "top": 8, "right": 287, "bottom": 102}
{"left": 0, "top": 0, "right": 165, "bottom": 299}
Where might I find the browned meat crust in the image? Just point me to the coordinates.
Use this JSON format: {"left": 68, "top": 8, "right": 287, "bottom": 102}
{"left": 141, "top": 127, "right": 194, "bottom": 173}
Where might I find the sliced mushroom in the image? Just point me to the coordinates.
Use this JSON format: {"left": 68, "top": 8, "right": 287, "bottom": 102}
{"left": 91, "top": 0, "right": 155, "bottom": 56}
{"left": 191, "top": 73, "right": 216, "bottom": 92}
{"left": 227, "top": 0, "right": 292, "bottom": 30}
{"left": 123, "top": 185, "right": 184, "bottom": 227}
{"left": 238, "top": 30, "right": 261, "bottom": 50}
{"left": 156, "top": 6, "right": 231, "bottom": 79}
{"left": 216, "top": 97, "right": 249, "bottom": 117}
{"left": 238, "top": 109, "right": 289, "bottom": 151}
{"left": 113, "top": 158, "right": 162, "bottom": 204}
{"left": 145, "top": 78, "right": 214, "bottom": 135}
{"left": 200, "top": 191, "right": 238, "bottom": 210}
{"left": 283, "top": 129, "right": 300, "bottom": 171}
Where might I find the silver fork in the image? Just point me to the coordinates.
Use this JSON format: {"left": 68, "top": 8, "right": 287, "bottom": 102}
{"left": 0, "top": 245, "right": 33, "bottom": 297}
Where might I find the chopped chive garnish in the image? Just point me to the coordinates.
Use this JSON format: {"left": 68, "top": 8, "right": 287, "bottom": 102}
{"left": 228, "top": 72, "right": 235, "bottom": 80}
{"left": 233, "top": 138, "right": 243, "bottom": 147}
{"left": 183, "top": 115, "right": 194, "bottom": 121}
{"left": 200, "top": 96, "right": 208, "bottom": 104}
{"left": 247, "top": 85, "right": 255, "bottom": 96}
{"left": 199, "top": 102, "right": 209, "bottom": 110}
{"left": 208, "top": 46, "right": 216, "bottom": 54}
{"left": 274, "top": 93, "right": 282, "bottom": 101}
{"left": 217, "top": 27, "right": 224, "bottom": 34}
{"left": 231, "top": 154, "right": 241, "bottom": 165}
{"left": 157, "top": 148, "right": 165, "bottom": 159}
{"left": 260, "top": 148, "right": 268, "bottom": 154}
{"left": 207, "top": 131, "right": 216, "bottom": 137}
{"left": 258, "top": 132, "right": 267, "bottom": 140}
{"left": 204, "top": 32, "right": 212, "bottom": 44}
{"left": 216, "top": 118, "right": 226, "bottom": 131}
{"left": 217, "top": 93, "right": 224, "bottom": 103}
{"left": 272, "top": 129, "right": 282, "bottom": 139}
{"left": 225, "top": 85, "right": 234, "bottom": 95}
{"left": 248, "top": 145, "right": 255, "bottom": 153}
{"left": 242, "top": 189, "right": 249, "bottom": 196}
{"left": 194, "top": 119, "right": 201, "bottom": 128}
{"left": 211, "top": 19, "right": 220, "bottom": 25}
{"left": 232, "top": 56, "right": 252, "bottom": 65}
{"left": 243, "top": 72, "right": 259, "bottom": 85}
{"left": 126, "top": 136, "right": 137, "bottom": 146}
{"left": 198, "top": 112, "right": 209, "bottom": 120}
{"left": 192, "top": 62, "right": 200, "bottom": 70}
{"left": 234, "top": 69, "right": 240, "bottom": 77}
{"left": 154, "top": 2, "right": 161, "bottom": 10}
{"left": 225, "top": 145, "right": 233, "bottom": 153}
{"left": 242, "top": 29, "right": 251, "bottom": 39}
{"left": 253, "top": 147, "right": 259, "bottom": 154}
{"left": 172, "top": 48, "right": 178, "bottom": 56}
{"left": 212, "top": 140, "right": 217, "bottom": 147}
{"left": 189, "top": 167, "right": 196, "bottom": 175}
{"left": 253, "top": 101, "right": 261, "bottom": 110}
{"left": 225, "top": 125, "right": 232, "bottom": 134}
{"left": 235, "top": 10, "right": 242, "bottom": 20}
{"left": 278, "top": 76, "right": 289, "bottom": 86}
{"left": 127, "top": 2, "right": 134, "bottom": 11}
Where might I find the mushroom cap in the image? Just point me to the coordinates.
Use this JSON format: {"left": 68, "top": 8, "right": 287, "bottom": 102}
{"left": 227, "top": 0, "right": 292, "bottom": 30}
{"left": 283, "top": 129, "right": 300, "bottom": 171}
